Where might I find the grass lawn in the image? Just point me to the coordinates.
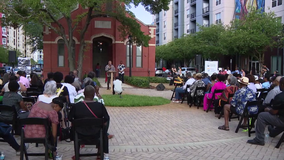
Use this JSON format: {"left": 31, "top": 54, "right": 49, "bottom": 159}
{"left": 102, "top": 94, "right": 170, "bottom": 107}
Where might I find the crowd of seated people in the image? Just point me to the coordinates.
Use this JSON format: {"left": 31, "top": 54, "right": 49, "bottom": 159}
{"left": 0, "top": 70, "right": 112, "bottom": 160}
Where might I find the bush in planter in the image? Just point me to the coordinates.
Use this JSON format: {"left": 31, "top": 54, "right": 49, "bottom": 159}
{"left": 125, "top": 76, "right": 150, "bottom": 88}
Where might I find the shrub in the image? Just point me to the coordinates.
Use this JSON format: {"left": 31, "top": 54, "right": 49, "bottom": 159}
{"left": 125, "top": 76, "right": 150, "bottom": 88}
{"left": 147, "top": 77, "right": 168, "bottom": 83}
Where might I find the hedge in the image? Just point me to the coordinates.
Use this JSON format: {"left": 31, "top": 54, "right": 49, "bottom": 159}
{"left": 124, "top": 76, "right": 168, "bottom": 88}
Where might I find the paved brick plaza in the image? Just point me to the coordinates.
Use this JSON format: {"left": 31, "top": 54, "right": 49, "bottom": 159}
{"left": 1, "top": 84, "right": 284, "bottom": 160}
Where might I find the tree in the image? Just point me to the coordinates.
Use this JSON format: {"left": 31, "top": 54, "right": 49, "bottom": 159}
{"left": 194, "top": 24, "right": 228, "bottom": 59}
{"left": 1, "top": 0, "right": 170, "bottom": 77}
{"left": 23, "top": 22, "right": 43, "bottom": 52}
{"left": 225, "top": 9, "right": 283, "bottom": 70}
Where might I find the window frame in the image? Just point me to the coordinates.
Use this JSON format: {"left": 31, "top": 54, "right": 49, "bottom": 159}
{"left": 57, "top": 39, "right": 65, "bottom": 67}
{"left": 136, "top": 45, "right": 142, "bottom": 68}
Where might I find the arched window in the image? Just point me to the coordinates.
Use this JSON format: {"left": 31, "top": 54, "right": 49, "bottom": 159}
{"left": 136, "top": 45, "right": 142, "bottom": 67}
{"left": 126, "top": 42, "right": 132, "bottom": 67}
{"left": 57, "top": 39, "right": 65, "bottom": 67}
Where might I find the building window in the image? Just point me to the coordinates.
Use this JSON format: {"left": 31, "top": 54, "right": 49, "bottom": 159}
{"left": 57, "top": 39, "right": 65, "bottom": 67}
{"left": 126, "top": 43, "right": 132, "bottom": 67}
{"left": 279, "top": 0, "right": 282, "bottom": 5}
{"left": 187, "top": 9, "right": 190, "bottom": 18}
{"left": 215, "top": 12, "right": 221, "bottom": 24}
{"left": 272, "top": 0, "right": 277, "bottom": 7}
{"left": 163, "top": 33, "right": 166, "bottom": 40}
{"left": 164, "top": 21, "right": 166, "bottom": 28}
{"left": 136, "top": 46, "right": 142, "bottom": 68}
{"left": 2, "top": 38, "right": 6, "bottom": 44}
{"left": 216, "top": 0, "right": 221, "bottom": 5}
{"left": 164, "top": 11, "right": 166, "bottom": 16}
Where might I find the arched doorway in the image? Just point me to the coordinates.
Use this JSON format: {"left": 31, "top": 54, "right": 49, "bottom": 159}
{"left": 93, "top": 37, "right": 113, "bottom": 77}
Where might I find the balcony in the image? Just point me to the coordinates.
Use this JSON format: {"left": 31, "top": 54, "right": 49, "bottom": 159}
{"left": 174, "top": 9, "right": 179, "bottom": 16}
{"left": 191, "top": 0, "right": 196, "bottom": 5}
{"left": 190, "top": 12, "right": 196, "bottom": 21}
{"left": 156, "top": 40, "right": 159, "bottom": 44}
{"left": 187, "top": 29, "right": 190, "bottom": 33}
{"left": 190, "top": 28, "right": 196, "bottom": 34}
{"left": 202, "top": 6, "right": 209, "bottom": 16}
{"left": 174, "top": 22, "right": 178, "bottom": 29}
{"left": 156, "top": 28, "right": 159, "bottom": 33}
{"left": 156, "top": 17, "right": 159, "bottom": 23}
{"left": 174, "top": 35, "right": 178, "bottom": 39}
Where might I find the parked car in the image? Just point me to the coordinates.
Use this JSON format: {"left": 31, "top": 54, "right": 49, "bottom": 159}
{"left": 155, "top": 68, "right": 163, "bottom": 76}
{"left": 13, "top": 68, "right": 19, "bottom": 74}
{"left": 181, "top": 67, "right": 196, "bottom": 76}
{"left": 34, "top": 68, "right": 42, "bottom": 72}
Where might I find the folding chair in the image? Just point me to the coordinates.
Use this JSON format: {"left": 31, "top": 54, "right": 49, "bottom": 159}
{"left": 235, "top": 101, "right": 259, "bottom": 137}
{"left": 181, "top": 85, "right": 190, "bottom": 104}
{"left": 170, "top": 83, "right": 183, "bottom": 100}
{"left": 73, "top": 118, "right": 105, "bottom": 160}
{"left": 0, "top": 105, "right": 18, "bottom": 135}
{"left": 189, "top": 86, "right": 206, "bottom": 109}
{"left": 20, "top": 118, "right": 55, "bottom": 160}
{"left": 206, "top": 89, "right": 224, "bottom": 113}
{"left": 218, "top": 93, "right": 235, "bottom": 119}
{"left": 276, "top": 132, "right": 284, "bottom": 148}
{"left": 256, "top": 88, "right": 270, "bottom": 100}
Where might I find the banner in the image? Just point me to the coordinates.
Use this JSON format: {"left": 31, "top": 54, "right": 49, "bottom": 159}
{"left": 204, "top": 61, "right": 218, "bottom": 76}
{"left": 18, "top": 57, "right": 31, "bottom": 75}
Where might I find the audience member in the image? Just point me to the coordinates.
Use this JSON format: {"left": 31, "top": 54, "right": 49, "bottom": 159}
{"left": 203, "top": 74, "right": 226, "bottom": 111}
{"left": 189, "top": 73, "right": 205, "bottom": 103}
{"left": 72, "top": 70, "right": 82, "bottom": 91}
{"left": 218, "top": 77, "right": 256, "bottom": 131}
{"left": 261, "top": 76, "right": 282, "bottom": 110}
{"left": 254, "top": 75, "right": 262, "bottom": 89}
{"left": 68, "top": 85, "right": 110, "bottom": 160}
{"left": 37, "top": 80, "right": 58, "bottom": 103}
{"left": 216, "top": 76, "right": 238, "bottom": 117}
{"left": 18, "top": 71, "right": 30, "bottom": 88}
{"left": 246, "top": 74, "right": 257, "bottom": 93}
{"left": 0, "top": 122, "right": 21, "bottom": 154}
{"left": 247, "top": 77, "right": 284, "bottom": 146}
{"left": 62, "top": 75, "right": 77, "bottom": 103}
{"left": 2, "top": 75, "right": 27, "bottom": 93}
{"left": 24, "top": 97, "right": 64, "bottom": 155}
{"left": 105, "top": 61, "right": 115, "bottom": 90}
{"left": 53, "top": 72, "right": 70, "bottom": 103}
{"left": 44, "top": 72, "right": 54, "bottom": 86}
{"left": 0, "top": 80, "right": 26, "bottom": 121}
{"left": 202, "top": 73, "right": 210, "bottom": 86}
{"left": 82, "top": 71, "right": 96, "bottom": 88}
{"left": 172, "top": 73, "right": 195, "bottom": 103}
{"left": 205, "top": 74, "right": 217, "bottom": 93}
{"left": 30, "top": 74, "right": 44, "bottom": 92}
{"left": 262, "top": 74, "right": 271, "bottom": 89}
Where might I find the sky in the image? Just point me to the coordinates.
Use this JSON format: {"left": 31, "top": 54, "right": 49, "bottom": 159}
{"left": 129, "top": 4, "right": 154, "bottom": 25}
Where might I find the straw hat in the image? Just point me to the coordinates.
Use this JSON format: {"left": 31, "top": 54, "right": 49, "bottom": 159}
{"left": 238, "top": 77, "right": 249, "bottom": 85}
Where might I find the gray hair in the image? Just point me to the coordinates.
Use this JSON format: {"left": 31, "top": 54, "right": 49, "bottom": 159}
{"left": 43, "top": 80, "right": 57, "bottom": 96}
{"left": 229, "top": 76, "right": 238, "bottom": 85}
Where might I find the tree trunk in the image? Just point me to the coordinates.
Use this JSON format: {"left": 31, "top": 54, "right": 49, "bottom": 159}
{"left": 77, "top": 7, "right": 94, "bottom": 79}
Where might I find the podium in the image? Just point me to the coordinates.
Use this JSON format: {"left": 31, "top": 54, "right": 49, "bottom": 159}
{"left": 108, "top": 71, "right": 116, "bottom": 92}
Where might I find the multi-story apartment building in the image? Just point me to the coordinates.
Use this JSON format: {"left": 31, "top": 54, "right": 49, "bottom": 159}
{"left": 265, "top": 0, "right": 284, "bottom": 23}
{"left": 6, "top": 26, "right": 33, "bottom": 58}
{"left": 32, "top": 49, "right": 43, "bottom": 66}
{"left": 155, "top": 1, "right": 173, "bottom": 46}
{"left": 0, "top": 13, "right": 7, "bottom": 48}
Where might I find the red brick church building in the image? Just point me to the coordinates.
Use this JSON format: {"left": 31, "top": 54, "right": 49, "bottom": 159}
{"left": 43, "top": 6, "right": 156, "bottom": 77}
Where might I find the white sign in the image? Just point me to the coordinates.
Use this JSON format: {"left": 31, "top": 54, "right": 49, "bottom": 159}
{"left": 205, "top": 61, "right": 218, "bottom": 76}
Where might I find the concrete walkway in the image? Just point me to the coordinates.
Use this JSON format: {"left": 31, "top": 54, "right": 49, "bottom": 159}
{"left": 98, "top": 78, "right": 134, "bottom": 89}
{"left": 2, "top": 83, "right": 284, "bottom": 160}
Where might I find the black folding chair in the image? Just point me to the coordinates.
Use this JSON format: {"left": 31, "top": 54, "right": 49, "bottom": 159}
{"left": 20, "top": 118, "right": 55, "bottom": 160}
{"left": 181, "top": 85, "right": 191, "bottom": 104}
{"left": 256, "top": 88, "right": 270, "bottom": 100}
{"left": 206, "top": 89, "right": 224, "bottom": 113}
{"left": 235, "top": 101, "right": 259, "bottom": 137}
{"left": 218, "top": 93, "right": 235, "bottom": 119}
{"left": 189, "top": 86, "right": 206, "bottom": 109}
{"left": 73, "top": 118, "right": 105, "bottom": 160}
{"left": 170, "top": 83, "right": 183, "bottom": 100}
{"left": 0, "top": 105, "right": 18, "bottom": 135}
{"left": 276, "top": 132, "right": 284, "bottom": 148}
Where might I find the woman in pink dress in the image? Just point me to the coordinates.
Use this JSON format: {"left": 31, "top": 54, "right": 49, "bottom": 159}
{"left": 203, "top": 74, "right": 226, "bottom": 111}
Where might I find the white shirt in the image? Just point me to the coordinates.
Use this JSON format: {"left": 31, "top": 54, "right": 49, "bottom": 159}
{"left": 255, "top": 83, "right": 262, "bottom": 89}
{"left": 183, "top": 78, "right": 196, "bottom": 92}
{"left": 248, "top": 83, "right": 257, "bottom": 93}
{"left": 38, "top": 95, "right": 58, "bottom": 103}
{"left": 62, "top": 83, "right": 77, "bottom": 103}
{"left": 226, "top": 70, "right": 231, "bottom": 74}
{"left": 113, "top": 79, "right": 123, "bottom": 93}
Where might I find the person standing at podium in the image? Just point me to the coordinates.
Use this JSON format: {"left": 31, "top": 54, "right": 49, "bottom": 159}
{"left": 105, "top": 61, "right": 115, "bottom": 90}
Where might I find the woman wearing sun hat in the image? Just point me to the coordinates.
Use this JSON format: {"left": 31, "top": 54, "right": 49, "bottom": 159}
{"left": 218, "top": 77, "right": 256, "bottom": 131}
